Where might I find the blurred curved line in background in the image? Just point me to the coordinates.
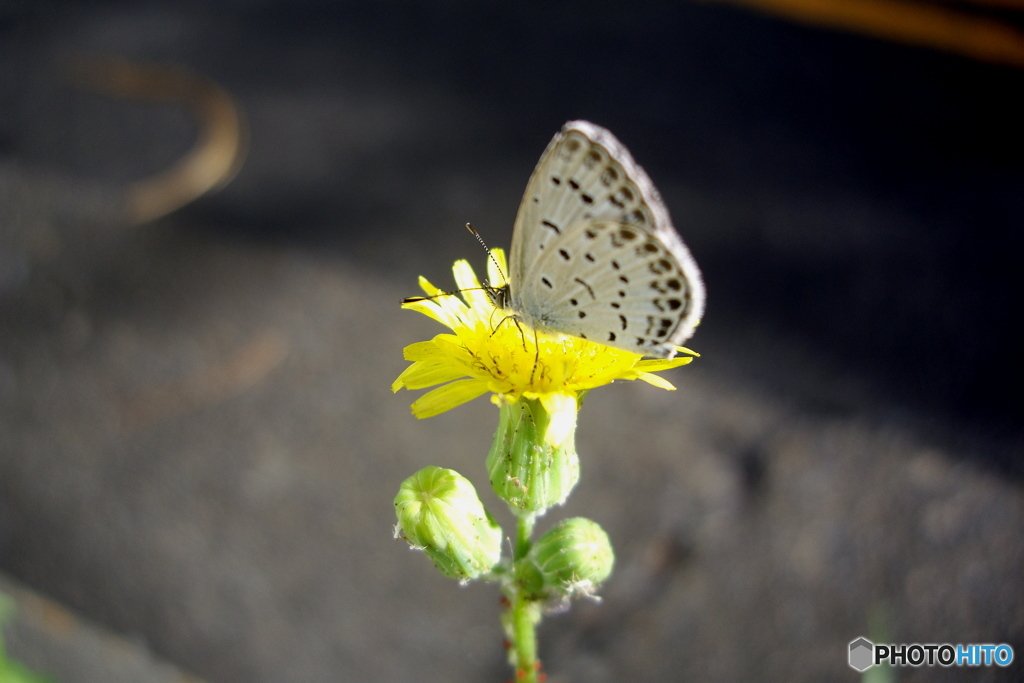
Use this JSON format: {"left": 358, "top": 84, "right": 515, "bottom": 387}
{"left": 706, "top": 0, "right": 1024, "bottom": 68}
{"left": 67, "top": 57, "right": 247, "bottom": 224}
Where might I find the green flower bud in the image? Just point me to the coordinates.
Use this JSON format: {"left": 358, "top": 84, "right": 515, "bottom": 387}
{"left": 394, "top": 466, "right": 502, "bottom": 581}
{"left": 522, "top": 517, "right": 614, "bottom": 598}
{"left": 486, "top": 397, "right": 580, "bottom": 516}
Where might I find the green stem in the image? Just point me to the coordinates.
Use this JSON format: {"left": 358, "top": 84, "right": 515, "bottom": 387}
{"left": 506, "top": 512, "right": 540, "bottom": 683}
{"left": 511, "top": 595, "right": 539, "bottom": 683}
{"left": 514, "top": 514, "right": 535, "bottom": 561}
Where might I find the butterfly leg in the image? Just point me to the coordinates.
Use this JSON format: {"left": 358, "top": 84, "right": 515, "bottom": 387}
{"left": 488, "top": 312, "right": 529, "bottom": 353}
{"left": 529, "top": 326, "right": 540, "bottom": 386}
{"left": 487, "top": 312, "right": 545, "bottom": 385}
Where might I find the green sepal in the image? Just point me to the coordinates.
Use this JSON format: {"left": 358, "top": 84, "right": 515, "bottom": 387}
{"left": 486, "top": 397, "right": 580, "bottom": 516}
{"left": 394, "top": 466, "right": 503, "bottom": 581}
{"left": 523, "top": 517, "right": 614, "bottom": 599}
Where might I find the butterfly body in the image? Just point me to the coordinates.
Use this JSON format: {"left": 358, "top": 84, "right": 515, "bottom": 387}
{"left": 503, "top": 121, "right": 704, "bottom": 359}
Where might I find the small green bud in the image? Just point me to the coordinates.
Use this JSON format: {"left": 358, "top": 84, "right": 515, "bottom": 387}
{"left": 394, "top": 466, "right": 502, "bottom": 581}
{"left": 521, "top": 517, "right": 614, "bottom": 598}
{"left": 486, "top": 397, "right": 580, "bottom": 515}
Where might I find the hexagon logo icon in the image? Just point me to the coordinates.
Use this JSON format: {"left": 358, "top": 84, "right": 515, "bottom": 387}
{"left": 849, "top": 637, "right": 874, "bottom": 672}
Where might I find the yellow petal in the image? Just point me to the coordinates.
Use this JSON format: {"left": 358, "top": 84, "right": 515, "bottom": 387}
{"left": 451, "top": 259, "right": 482, "bottom": 293}
{"left": 415, "top": 275, "right": 443, "bottom": 297}
{"left": 538, "top": 392, "right": 578, "bottom": 446}
{"left": 634, "top": 356, "right": 693, "bottom": 371}
{"left": 635, "top": 372, "right": 677, "bottom": 391}
{"left": 431, "top": 335, "right": 477, "bottom": 366}
{"left": 410, "top": 378, "right": 492, "bottom": 418}
{"left": 402, "top": 298, "right": 455, "bottom": 328}
{"left": 402, "top": 340, "right": 445, "bottom": 361}
{"left": 396, "top": 361, "right": 469, "bottom": 391}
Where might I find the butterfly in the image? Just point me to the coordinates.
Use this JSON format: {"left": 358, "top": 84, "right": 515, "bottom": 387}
{"left": 493, "top": 120, "right": 704, "bottom": 359}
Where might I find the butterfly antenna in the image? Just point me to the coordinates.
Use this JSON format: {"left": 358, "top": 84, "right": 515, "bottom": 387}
{"left": 400, "top": 225, "right": 505, "bottom": 305}
{"left": 466, "top": 222, "right": 509, "bottom": 290}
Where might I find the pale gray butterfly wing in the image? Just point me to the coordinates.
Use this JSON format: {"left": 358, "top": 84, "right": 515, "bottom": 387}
{"left": 507, "top": 120, "right": 704, "bottom": 359}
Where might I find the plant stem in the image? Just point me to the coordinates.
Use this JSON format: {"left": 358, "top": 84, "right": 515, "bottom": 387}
{"left": 507, "top": 513, "right": 540, "bottom": 682}
{"left": 514, "top": 514, "right": 535, "bottom": 561}
{"left": 511, "top": 595, "right": 539, "bottom": 682}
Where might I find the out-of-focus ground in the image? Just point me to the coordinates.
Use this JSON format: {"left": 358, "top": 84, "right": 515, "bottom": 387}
{"left": 1, "top": 573, "right": 203, "bottom": 683}
{"left": 1, "top": 2, "right": 1022, "bottom": 682}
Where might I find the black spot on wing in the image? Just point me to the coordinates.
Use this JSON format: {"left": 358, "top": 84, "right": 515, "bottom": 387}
{"left": 610, "top": 229, "right": 638, "bottom": 249}
{"left": 654, "top": 317, "right": 675, "bottom": 338}
{"left": 573, "top": 277, "right": 596, "bottom": 299}
{"left": 648, "top": 258, "right": 673, "bottom": 275}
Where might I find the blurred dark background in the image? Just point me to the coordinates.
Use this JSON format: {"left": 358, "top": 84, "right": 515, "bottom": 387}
{"left": 2, "top": 2, "right": 1023, "bottom": 682}
{"left": 5, "top": 1, "right": 1022, "bottom": 446}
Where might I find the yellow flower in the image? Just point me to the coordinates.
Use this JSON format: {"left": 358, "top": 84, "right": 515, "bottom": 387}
{"left": 392, "top": 250, "right": 697, "bottom": 434}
